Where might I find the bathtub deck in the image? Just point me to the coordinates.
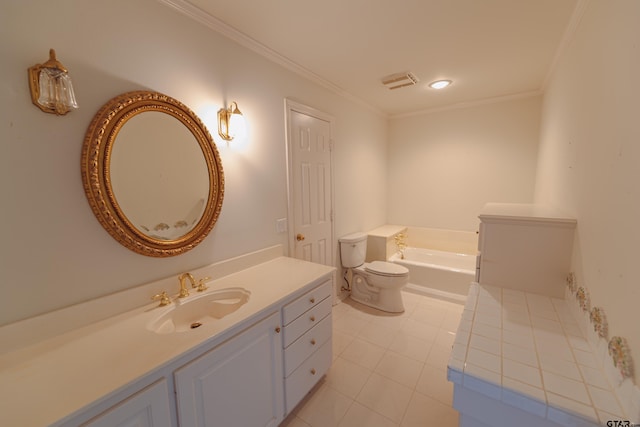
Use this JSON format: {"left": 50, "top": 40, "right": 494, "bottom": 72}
{"left": 447, "top": 283, "right": 626, "bottom": 426}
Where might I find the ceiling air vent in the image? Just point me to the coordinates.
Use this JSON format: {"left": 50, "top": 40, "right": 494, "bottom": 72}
{"left": 381, "top": 72, "right": 419, "bottom": 90}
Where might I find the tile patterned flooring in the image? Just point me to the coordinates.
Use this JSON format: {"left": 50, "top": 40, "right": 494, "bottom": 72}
{"left": 281, "top": 291, "right": 464, "bottom": 427}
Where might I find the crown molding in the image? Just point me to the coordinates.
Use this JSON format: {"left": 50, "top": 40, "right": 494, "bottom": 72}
{"left": 158, "top": 0, "right": 577, "bottom": 120}
{"left": 156, "top": 0, "right": 386, "bottom": 117}
{"left": 390, "top": 90, "right": 543, "bottom": 120}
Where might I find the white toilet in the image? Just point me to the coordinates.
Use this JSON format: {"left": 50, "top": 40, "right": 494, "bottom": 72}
{"left": 339, "top": 232, "right": 409, "bottom": 313}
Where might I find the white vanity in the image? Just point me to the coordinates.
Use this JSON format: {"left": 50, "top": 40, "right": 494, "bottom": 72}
{"left": 0, "top": 249, "right": 335, "bottom": 427}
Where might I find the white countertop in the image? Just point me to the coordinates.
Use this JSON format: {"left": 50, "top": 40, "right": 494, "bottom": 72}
{"left": 448, "top": 283, "right": 629, "bottom": 426}
{"left": 0, "top": 256, "right": 334, "bottom": 427}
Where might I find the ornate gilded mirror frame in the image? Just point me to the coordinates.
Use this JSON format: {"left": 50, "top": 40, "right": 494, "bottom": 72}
{"left": 81, "top": 91, "right": 224, "bottom": 257}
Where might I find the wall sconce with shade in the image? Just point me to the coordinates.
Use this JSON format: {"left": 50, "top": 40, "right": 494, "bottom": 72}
{"left": 217, "top": 101, "right": 245, "bottom": 141}
{"left": 28, "top": 49, "right": 78, "bottom": 115}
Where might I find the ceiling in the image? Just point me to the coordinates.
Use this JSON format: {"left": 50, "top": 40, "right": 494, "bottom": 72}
{"left": 168, "top": 0, "right": 579, "bottom": 116}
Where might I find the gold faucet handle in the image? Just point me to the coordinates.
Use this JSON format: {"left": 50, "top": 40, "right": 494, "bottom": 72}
{"left": 196, "top": 277, "right": 210, "bottom": 292}
{"left": 152, "top": 291, "right": 171, "bottom": 307}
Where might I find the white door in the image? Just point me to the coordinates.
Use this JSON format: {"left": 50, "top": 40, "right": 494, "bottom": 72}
{"left": 285, "top": 100, "right": 334, "bottom": 266}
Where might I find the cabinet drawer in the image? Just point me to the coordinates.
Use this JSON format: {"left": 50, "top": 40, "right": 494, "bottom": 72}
{"left": 282, "top": 280, "right": 332, "bottom": 325}
{"left": 283, "top": 296, "right": 332, "bottom": 347}
{"left": 284, "top": 340, "right": 332, "bottom": 414}
{"left": 284, "top": 315, "right": 331, "bottom": 377}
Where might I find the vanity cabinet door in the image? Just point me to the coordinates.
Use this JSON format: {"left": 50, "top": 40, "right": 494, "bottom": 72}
{"left": 174, "top": 312, "right": 284, "bottom": 427}
{"left": 81, "top": 379, "right": 172, "bottom": 427}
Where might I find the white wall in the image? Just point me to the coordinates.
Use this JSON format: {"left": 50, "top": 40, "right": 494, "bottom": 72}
{"left": 535, "top": 0, "right": 640, "bottom": 381}
{"left": 387, "top": 96, "right": 541, "bottom": 232}
{"left": 0, "top": 0, "right": 388, "bottom": 325}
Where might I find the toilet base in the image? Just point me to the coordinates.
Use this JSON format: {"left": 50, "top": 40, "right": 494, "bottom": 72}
{"left": 350, "top": 285, "right": 405, "bottom": 313}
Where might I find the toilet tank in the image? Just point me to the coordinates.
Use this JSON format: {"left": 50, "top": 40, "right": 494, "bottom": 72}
{"left": 339, "top": 232, "right": 368, "bottom": 268}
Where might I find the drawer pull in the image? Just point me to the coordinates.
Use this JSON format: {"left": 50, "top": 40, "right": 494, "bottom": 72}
{"left": 275, "top": 326, "right": 281, "bottom": 333}
{"left": 310, "top": 297, "right": 315, "bottom": 304}
{"left": 310, "top": 339, "right": 316, "bottom": 345}
{"left": 310, "top": 368, "right": 316, "bottom": 375}
{"left": 310, "top": 316, "right": 315, "bottom": 322}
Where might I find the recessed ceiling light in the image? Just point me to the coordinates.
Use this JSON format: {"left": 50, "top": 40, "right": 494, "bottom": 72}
{"left": 429, "top": 80, "right": 452, "bottom": 89}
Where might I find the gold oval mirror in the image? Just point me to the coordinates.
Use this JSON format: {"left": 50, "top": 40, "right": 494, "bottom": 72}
{"left": 81, "top": 91, "right": 224, "bottom": 257}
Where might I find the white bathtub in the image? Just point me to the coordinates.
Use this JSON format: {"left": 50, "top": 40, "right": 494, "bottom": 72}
{"left": 390, "top": 247, "right": 476, "bottom": 302}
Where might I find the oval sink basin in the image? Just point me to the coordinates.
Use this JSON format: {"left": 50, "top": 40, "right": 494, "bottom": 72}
{"left": 147, "top": 287, "right": 251, "bottom": 334}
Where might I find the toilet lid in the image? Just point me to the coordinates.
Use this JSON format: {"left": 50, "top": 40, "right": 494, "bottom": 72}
{"left": 365, "top": 261, "right": 409, "bottom": 277}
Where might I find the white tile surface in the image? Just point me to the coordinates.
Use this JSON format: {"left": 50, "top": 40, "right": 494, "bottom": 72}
{"left": 375, "top": 351, "right": 424, "bottom": 389}
{"left": 538, "top": 355, "right": 582, "bottom": 380}
{"left": 466, "top": 348, "right": 501, "bottom": 374}
{"left": 502, "top": 328, "right": 535, "bottom": 349}
{"left": 474, "top": 313, "right": 502, "bottom": 328}
{"left": 470, "top": 322, "right": 501, "bottom": 341}
{"left": 295, "top": 383, "right": 352, "bottom": 427}
{"left": 388, "top": 330, "right": 433, "bottom": 363}
{"left": 567, "top": 335, "right": 591, "bottom": 352}
{"left": 463, "top": 364, "right": 502, "bottom": 399}
{"left": 502, "top": 310, "right": 531, "bottom": 326}
{"left": 573, "top": 348, "right": 598, "bottom": 368}
{"left": 417, "top": 364, "right": 455, "bottom": 406}
{"left": 501, "top": 377, "right": 547, "bottom": 417}
{"left": 358, "top": 322, "right": 397, "bottom": 348}
{"left": 341, "top": 338, "right": 386, "bottom": 370}
{"left": 356, "top": 373, "right": 413, "bottom": 423}
{"left": 502, "top": 342, "right": 539, "bottom": 367}
{"left": 503, "top": 358, "right": 542, "bottom": 388}
{"left": 434, "top": 329, "right": 457, "bottom": 349}
{"left": 402, "top": 318, "right": 439, "bottom": 342}
{"left": 469, "top": 334, "right": 501, "bottom": 355}
{"left": 325, "top": 357, "right": 371, "bottom": 399}
{"left": 446, "top": 283, "right": 632, "bottom": 426}
{"left": 542, "top": 371, "right": 591, "bottom": 404}
{"left": 402, "top": 392, "right": 459, "bottom": 427}
{"left": 337, "top": 402, "right": 397, "bottom": 427}
{"left": 288, "top": 291, "right": 465, "bottom": 427}
{"left": 588, "top": 385, "right": 624, "bottom": 416}
{"left": 546, "top": 392, "right": 598, "bottom": 424}
{"left": 426, "top": 345, "right": 454, "bottom": 370}
{"left": 294, "top": 285, "right": 631, "bottom": 427}
{"left": 579, "top": 364, "right": 611, "bottom": 389}
{"left": 410, "top": 304, "right": 446, "bottom": 327}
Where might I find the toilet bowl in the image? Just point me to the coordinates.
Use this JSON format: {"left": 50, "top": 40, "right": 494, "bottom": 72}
{"left": 339, "top": 232, "right": 409, "bottom": 313}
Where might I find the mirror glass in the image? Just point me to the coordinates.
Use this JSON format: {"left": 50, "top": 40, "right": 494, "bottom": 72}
{"left": 110, "top": 111, "right": 209, "bottom": 240}
{"left": 82, "top": 91, "right": 224, "bottom": 257}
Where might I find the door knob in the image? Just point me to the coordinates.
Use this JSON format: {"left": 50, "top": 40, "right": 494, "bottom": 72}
{"left": 296, "top": 233, "right": 305, "bottom": 241}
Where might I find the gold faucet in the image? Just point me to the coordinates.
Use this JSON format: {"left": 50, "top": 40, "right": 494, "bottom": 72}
{"left": 395, "top": 232, "right": 408, "bottom": 259}
{"left": 196, "top": 277, "right": 210, "bottom": 292}
{"left": 178, "top": 273, "right": 197, "bottom": 298}
{"left": 151, "top": 291, "right": 171, "bottom": 306}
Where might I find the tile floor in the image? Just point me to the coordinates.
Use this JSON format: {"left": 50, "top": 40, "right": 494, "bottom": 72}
{"left": 281, "top": 291, "right": 464, "bottom": 427}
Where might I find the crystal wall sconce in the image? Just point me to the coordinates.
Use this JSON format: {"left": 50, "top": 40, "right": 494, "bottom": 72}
{"left": 28, "top": 49, "right": 78, "bottom": 115}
